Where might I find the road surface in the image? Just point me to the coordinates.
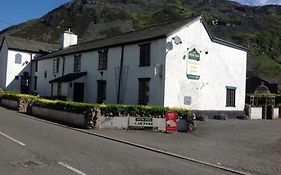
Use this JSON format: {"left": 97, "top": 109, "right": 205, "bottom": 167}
{"left": 0, "top": 107, "right": 235, "bottom": 175}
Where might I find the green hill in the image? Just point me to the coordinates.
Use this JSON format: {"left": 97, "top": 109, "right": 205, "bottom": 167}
{"left": 1, "top": 0, "right": 281, "bottom": 83}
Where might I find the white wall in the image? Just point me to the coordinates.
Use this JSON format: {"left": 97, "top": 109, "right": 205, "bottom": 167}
{"left": 6, "top": 50, "right": 37, "bottom": 92}
{"left": 35, "top": 57, "right": 63, "bottom": 96}
{"left": 36, "top": 38, "right": 166, "bottom": 105}
{"left": 164, "top": 18, "right": 247, "bottom": 111}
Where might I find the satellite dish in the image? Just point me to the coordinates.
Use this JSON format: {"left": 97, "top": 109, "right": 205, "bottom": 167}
{"left": 166, "top": 42, "right": 173, "bottom": 51}
{"left": 173, "top": 36, "right": 182, "bottom": 45}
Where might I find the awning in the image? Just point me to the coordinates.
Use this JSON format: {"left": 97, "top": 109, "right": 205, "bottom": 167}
{"left": 49, "top": 72, "right": 87, "bottom": 83}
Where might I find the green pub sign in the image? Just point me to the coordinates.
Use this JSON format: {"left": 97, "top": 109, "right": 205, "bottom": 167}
{"left": 187, "top": 48, "right": 200, "bottom": 80}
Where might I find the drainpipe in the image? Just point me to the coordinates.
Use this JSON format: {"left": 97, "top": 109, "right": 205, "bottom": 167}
{"left": 62, "top": 56, "right": 65, "bottom": 76}
{"left": 117, "top": 45, "right": 124, "bottom": 104}
{"left": 29, "top": 53, "right": 33, "bottom": 93}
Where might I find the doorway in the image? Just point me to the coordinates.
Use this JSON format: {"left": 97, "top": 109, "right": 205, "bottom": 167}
{"left": 20, "top": 76, "right": 29, "bottom": 94}
{"left": 73, "top": 83, "right": 84, "bottom": 102}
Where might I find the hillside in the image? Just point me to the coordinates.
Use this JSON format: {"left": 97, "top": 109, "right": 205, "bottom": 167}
{"left": 1, "top": 0, "right": 281, "bottom": 84}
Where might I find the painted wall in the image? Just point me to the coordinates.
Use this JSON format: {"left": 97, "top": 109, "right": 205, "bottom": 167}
{"left": 36, "top": 38, "right": 166, "bottom": 105}
{"left": 164, "top": 19, "right": 247, "bottom": 111}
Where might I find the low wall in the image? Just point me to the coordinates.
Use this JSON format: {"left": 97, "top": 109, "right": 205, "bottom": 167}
{"left": 273, "top": 108, "right": 279, "bottom": 119}
{"left": 249, "top": 107, "right": 263, "bottom": 120}
{"left": 31, "top": 106, "right": 85, "bottom": 127}
{"left": 1, "top": 99, "right": 18, "bottom": 110}
{"left": 98, "top": 116, "right": 166, "bottom": 131}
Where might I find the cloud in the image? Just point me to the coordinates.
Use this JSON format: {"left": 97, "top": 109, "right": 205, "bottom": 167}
{"left": 232, "top": 0, "right": 281, "bottom": 5}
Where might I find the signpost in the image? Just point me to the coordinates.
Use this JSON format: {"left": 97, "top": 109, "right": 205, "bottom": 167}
{"left": 165, "top": 111, "right": 177, "bottom": 132}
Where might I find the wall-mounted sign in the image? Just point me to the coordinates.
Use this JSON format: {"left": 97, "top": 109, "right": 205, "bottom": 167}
{"left": 129, "top": 117, "right": 153, "bottom": 128}
{"left": 184, "top": 96, "right": 192, "bottom": 105}
{"left": 165, "top": 111, "right": 177, "bottom": 132}
{"left": 187, "top": 48, "right": 200, "bottom": 80}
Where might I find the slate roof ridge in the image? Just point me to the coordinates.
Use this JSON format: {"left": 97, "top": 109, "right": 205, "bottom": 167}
{"left": 4, "top": 35, "right": 59, "bottom": 53}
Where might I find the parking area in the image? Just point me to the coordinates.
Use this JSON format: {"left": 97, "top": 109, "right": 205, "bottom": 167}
{"left": 92, "top": 119, "right": 281, "bottom": 175}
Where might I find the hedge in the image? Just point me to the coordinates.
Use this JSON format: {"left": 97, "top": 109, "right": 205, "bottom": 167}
{"left": 0, "top": 89, "right": 190, "bottom": 118}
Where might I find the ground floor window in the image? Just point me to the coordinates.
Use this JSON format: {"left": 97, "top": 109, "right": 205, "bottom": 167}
{"left": 97, "top": 80, "right": 106, "bottom": 104}
{"left": 226, "top": 87, "right": 236, "bottom": 107}
{"left": 34, "top": 76, "right": 37, "bottom": 91}
{"left": 57, "top": 83, "right": 62, "bottom": 96}
{"left": 138, "top": 78, "right": 150, "bottom": 105}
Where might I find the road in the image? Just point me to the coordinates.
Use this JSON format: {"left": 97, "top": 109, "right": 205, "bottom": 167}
{"left": 0, "top": 107, "right": 235, "bottom": 175}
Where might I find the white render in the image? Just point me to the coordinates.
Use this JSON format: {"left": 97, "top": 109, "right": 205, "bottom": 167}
{"left": 165, "top": 19, "right": 247, "bottom": 112}
{"left": 0, "top": 39, "right": 36, "bottom": 92}
{"left": 60, "top": 30, "right": 78, "bottom": 49}
{"left": 33, "top": 16, "right": 247, "bottom": 116}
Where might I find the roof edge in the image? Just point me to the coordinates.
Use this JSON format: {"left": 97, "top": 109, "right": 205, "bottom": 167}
{"left": 201, "top": 18, "right": 249, "bottom": 52}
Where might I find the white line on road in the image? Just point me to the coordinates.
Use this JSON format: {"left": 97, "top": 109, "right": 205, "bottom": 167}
{"left": 0, "top": 131, "right": 25, "bottom": 146}
{"left": 58, "top": 162, "right": 87, "bottom": 175}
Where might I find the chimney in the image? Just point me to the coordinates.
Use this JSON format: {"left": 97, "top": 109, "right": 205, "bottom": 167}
{"left": 60, "top": 28, "right": 78, "bottom": 49}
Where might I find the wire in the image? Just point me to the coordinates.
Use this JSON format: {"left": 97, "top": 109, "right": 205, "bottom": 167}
{"left": 0, "top": 19, "right": 13, "bottom": 26}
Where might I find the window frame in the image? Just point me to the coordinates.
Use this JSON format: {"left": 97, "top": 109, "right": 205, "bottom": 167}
{"left": 139, "top": 43, "right": 151, "bottom": 67}
{"left": 98, "top": 49, "right": 108, "bottom": 70}
{"left": 74, "top": 54, "right": 81, "bottom": 73}
{"left": 138, "top": 78, "right": 150, "bottom": 105}
{"left": 53, "top": 58, "right": 60, "bottom": 73}
{"left": 226, "top": 87, "right": 236, "bottom": 107}
{"left": 97, "top": 80, "right": 106, "bottom": 104}
{"left": 15, "top": 53, "right": 22, "bottom": 64}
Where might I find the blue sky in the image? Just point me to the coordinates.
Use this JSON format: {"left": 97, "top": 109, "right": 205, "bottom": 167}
{"left": 0, "top": 0, "right": 71, "bottom": 31}
{"left": 0, "top": 0, "right": 280, "bottom": 31}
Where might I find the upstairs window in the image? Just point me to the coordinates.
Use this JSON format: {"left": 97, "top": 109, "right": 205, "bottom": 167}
{"left": 74, "top": 54, "right": 81, "bottom": 72}
{"left": 97, "top": 80, "right": 106, "bottom": 104}
{"left": 98, "top": 49, "right": 108, "bottom": 70}
{"left": 139, "top": 43, "right": 151, "bottom": 67}
{"left": 15, "top": 53, "right": 22, "bottom": 64}
{"left": 53, "top": 58, "right": 60, "bottom": 73}
{"left": 138, "top": 78, "right": 150, "bottom": 105}
{"left": 226, "top": 87, "right": 236, "bottom": 107}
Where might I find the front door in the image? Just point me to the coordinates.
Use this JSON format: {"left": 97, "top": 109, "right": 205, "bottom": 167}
{"left": 73, "top": 83, "right": 84, "bottom": 102}
{"left": 20, "top": 76, "right": 29, "bottom": 94}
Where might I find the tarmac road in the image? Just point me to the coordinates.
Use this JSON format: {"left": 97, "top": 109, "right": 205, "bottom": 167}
{"left": 0, "top": 106, "right": 235, "bottom": 175}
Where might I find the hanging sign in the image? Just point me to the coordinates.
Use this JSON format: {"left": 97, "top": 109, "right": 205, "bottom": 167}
{"left": 165, "top": 111, "right": 177, "bottom": 132}
{"left": 187, "top": 48, "right": 200, "bottom": 80}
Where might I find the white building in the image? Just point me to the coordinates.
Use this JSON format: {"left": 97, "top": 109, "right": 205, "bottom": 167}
{"left": 32, "top": 16, "right": 247, "bottom": 117}
{"left": 0, "top": 36, "right": 58, "bottom": 93}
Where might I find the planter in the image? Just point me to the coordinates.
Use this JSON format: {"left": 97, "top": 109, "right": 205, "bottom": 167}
{"left": 1, "top": 99, "right": 18, "bottom": 110}
{"left": 31, "top": 106, "right": 85, "bottom": 128}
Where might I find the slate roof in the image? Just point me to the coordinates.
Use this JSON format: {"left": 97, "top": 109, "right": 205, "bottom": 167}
{"left": 49, "top": 72, "right": 87, "bottom": 83}
{"left": 38, "top": 15, "right": 248, "bottom": 60}
{"left": 1, "top": 36, "right": 58, "bottom": 53}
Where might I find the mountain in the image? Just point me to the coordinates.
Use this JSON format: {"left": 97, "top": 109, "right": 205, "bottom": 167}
{"left": 1, "top": 0, "right": 281, "bottom": 84}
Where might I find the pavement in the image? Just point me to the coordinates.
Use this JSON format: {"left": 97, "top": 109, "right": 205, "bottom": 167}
{"left": 90, "top": 119, "right": 281, "bottom": 175}
{"left": 0, "top": 106, "right": 235, "bottom": 175}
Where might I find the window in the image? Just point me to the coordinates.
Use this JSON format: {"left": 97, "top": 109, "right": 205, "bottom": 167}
{"left": 57, "top": 83, "right": 62, "bottom": 96}
{"left": 34, "top": 76, "right": 37, "bottom": 90}
{"left": 139, "top": 43, "right": 151, "bottom": 67}
{"left": 226, "top": 87, "right": 236, "bottom": 107}
{"left": 53, "top": 58, "right": 60, "bottom": 73}
{"left": 97, "top": 80, "right": 106, "bottom": 104}
{"left": 15, "top": 53, "right": 22, "bottom": 64}
{"left": 98, "top": 49, "right": 108, "bottom": 70}
{"left": 138, "top": 78, "right": 150, "bottom": 105}
{"left": 74, "top": 54, "right": 81, "bottom": 72}
{"left": 35, "top": 61, "right": 38, "bottom": 72}
{"left": 44, "top": 71, "right": 47, "bottom": 78}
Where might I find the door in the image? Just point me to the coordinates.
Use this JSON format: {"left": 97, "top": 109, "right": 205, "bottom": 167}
{"left": 20, "top": 76, "right": 29, "bottom": 94}
{"left": 73, "top": 83, "right": 84, "bottom": 102}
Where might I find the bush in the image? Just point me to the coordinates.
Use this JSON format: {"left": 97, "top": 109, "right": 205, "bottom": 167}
{"left": 0, "top": 90, "right": 190, "bottom": 118}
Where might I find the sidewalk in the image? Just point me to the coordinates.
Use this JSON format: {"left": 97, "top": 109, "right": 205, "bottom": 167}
{"left": 90, "top": 119, "right": 281, "bottom": 175}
